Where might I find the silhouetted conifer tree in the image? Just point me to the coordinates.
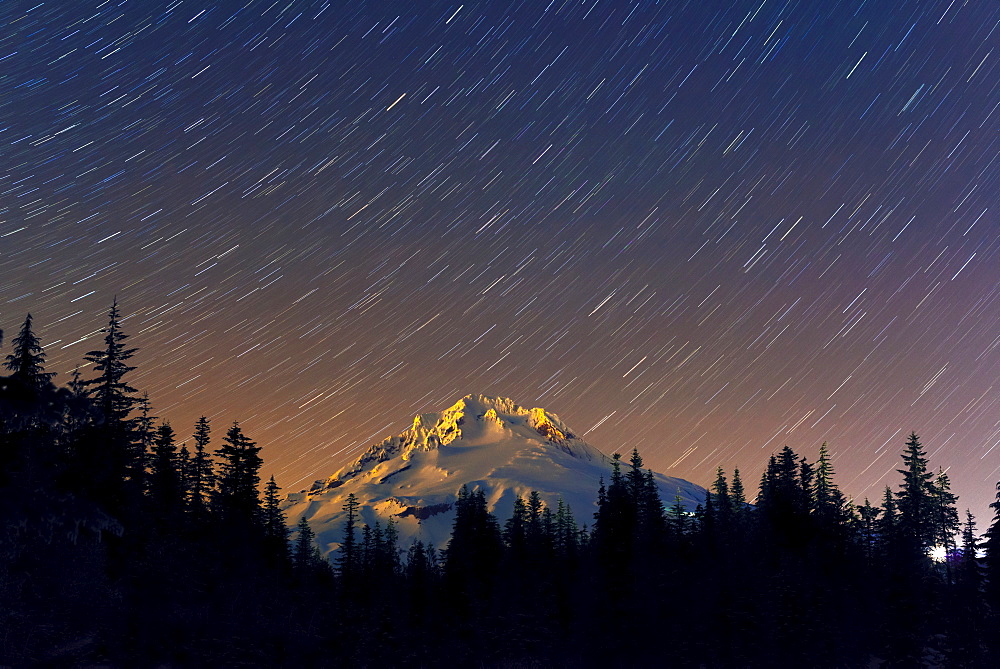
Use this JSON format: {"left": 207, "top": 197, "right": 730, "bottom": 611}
{"left": 592, "top": 453, "right": 637, "bottom": 571}
{"left": 80, "top": 300, "right": 141, "bottom": 509}
{"left": 638, "top": 468, "right": 667, "bottom": 542}
{"left": 338, "top": 492, "right": 360, "bottom": 583}
{"left": 667, "top": 494, "right": 689, "bottom": 537}
{"left": 262, "top": 476, "right": 289, "bottom": 564}
{"left": 149, "top": 423, "right": 183, "bottom": 520}
{"left": 813, "top": 442, "right": 845, "bottom": 520}
{"left": 895, "top": 431, "right": 935, "bottom": 553}
{"left": 176, "top": 445, "right": 191, "bottom": 502}
{"left": 931, "top": 468, "right": 960, "bottom": 561}
{"left": 857, "top": 498, "right": 879, "bottom": 564}
{"left": 445, "top": 485, "right": 502, "bottom": 599}
{"left": 711, "top": 466, "right": 733, "bottom": 524}
{"left": 189, "top": 416, "right": 214, "bottom": 514}
{"left": 625, "top": 447, "right": 646, "bottom": 502}
{"left": 554, "top": 497, "right": 578, "bottom": 559}
{"left": 384, "top": 517, "right": 402, "bottom": 575}
{"left": 134, "top": 393, "right": 156, "bottom": 487}
{"left": 877, "top": 486, "right": 899, "bottom": 559}
{"left": 984, "top": 480, "right": 1000, "bottom": 611}
{"left": 504, "top": 495, "right": 529, "bottom": 559}
{"left": 213, "top": 421, "right": 262, "bottom": 525}
{"left": 4, "top": 314, "right": 54, "bottom": 388}
{"left": 84, "top": 299, "right": 139, "bottom": 426}
{"left": 730, "top": 467, "right": 746, "bottom": 515}
{"left": 293, "top": 516, "right": 324, "bottom": 573}
{"left": 948, "top": 509, "right": 987, "bottom": 666}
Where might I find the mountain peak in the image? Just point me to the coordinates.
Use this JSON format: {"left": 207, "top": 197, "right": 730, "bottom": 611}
{"left": 315, "top": 394, "right": 594, "bottom": 490}
{"left": 412, "top": 393, "right": 577, "bottom": 445}
{"left": 289, "top": 394, "right": 706, "bottom": 553}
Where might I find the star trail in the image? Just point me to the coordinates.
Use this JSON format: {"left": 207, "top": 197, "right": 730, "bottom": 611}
{"left": 3, "top": 0, "right": 1000, "bottom": 518}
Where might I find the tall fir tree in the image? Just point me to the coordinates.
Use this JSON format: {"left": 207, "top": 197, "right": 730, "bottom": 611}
{"left": 857, "top": 498, "right": 879, "bottom": 564}
{"left": 338, "top": 492, "right": 360, "bottom": 582}
{"left": 444, "top": 485, "right": 502, "bottom": 597}
{"left": 813, "top": 442, "right": 845, "bottom": 519}
{"left": 504, "top": 495, "right": 529, "bottom": 558}
{"left": 383, "top": 517, "right": 402, "bottom": 575}
{"left": 592, "top": 454, "right": 638, "bottom": 571}
{"left": 711, "top": 466, "right": 733, "bottom": 523}
{"left": 293, "top": 516, "right": 326, "bottom": 575}
{"left": 554, "top": 497, "right": 578, "bottom": 559}
{"left": 176, "top": 445, "right": 192, "bottom": 505}
{"left": 625, "top": 447, "right": 647, "bottom": 502}
{"left": 79, "top": 299, "right": 141, "bottom": 509}
{"left": 949, "top": 509, "right": 987, "bottom": 667}
{"left": 213, "top": 422, "right": 263, "bottom": 525}
{"left": 148, "top": 423, "right": 183, "bottom": 519}
{"left": 930, "top": 468, "right": 960, "bottom": 556}
{"left": 3, "top": 313, "right": 54, "bottom": 388}
{"left": 262, "top": 475, "right": 289, "bottom": 564}
{"left": 983, "top": 480, "right": 1000, "bottom": 609}
{"left": 730, "top": 467, "right": 746, "bottom": 514}
{"left": 133, "top": 393, "right": 156, "bottom": 492}
{"left": 83, "top": 299, "right": 139, "bottom": 426}
{"left": 878, "top": 486, "right": 899, "bottom": 559}
{"left": 895, "top": 432, "right": 935, "bottom": 552}
{"left": 189, "top": 416, "right": 214, "bottom": 513}
{"left": 73, "top": 301, "right": 146, "bottom": 508}
{"left": 638, "top": 468, "right": 667, "bottom": 540}
{"left": 667, "top": 494, "right": 689, "bottom": 537}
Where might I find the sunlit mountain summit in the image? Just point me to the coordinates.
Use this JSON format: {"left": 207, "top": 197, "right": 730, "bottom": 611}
{"left": 284, "top": 394, "right": 705, "bottom": 554}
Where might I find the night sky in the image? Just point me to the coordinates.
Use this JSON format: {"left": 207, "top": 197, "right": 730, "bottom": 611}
{"left": 4, "top": 0, "right": 1000, "bottom": 519}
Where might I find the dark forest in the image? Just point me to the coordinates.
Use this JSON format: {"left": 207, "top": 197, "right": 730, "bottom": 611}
{"left": 3, "top": 304, "right": 1000, "bottom": 667}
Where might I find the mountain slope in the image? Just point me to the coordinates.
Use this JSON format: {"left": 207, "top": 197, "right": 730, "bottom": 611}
{"left": 284, "top": 394, "right": 705, "bottom": 554}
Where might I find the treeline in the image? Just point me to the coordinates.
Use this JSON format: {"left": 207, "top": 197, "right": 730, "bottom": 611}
{"left": 3, "top": 306, "right": 1000, "bottom": 666}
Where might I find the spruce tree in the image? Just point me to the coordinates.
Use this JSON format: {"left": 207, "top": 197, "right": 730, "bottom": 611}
{"left": 262, "top": 476, "right": 289, "bottom": 564}
{"left": 526, "top": 490, "right": 545, "bottom": 552}
{"left": 668, "top": 494, "right": 689, "bottom": 536}
{"left": 213, "top": 422, "right": 263, "bottom": 525}
{"left": 730, "top": 468, "right": 746, "bottom": 514}
{"left": 189, "top": 416, "right": 214, "bottom": 513}
{"left": 81, "top": 300, "right": 141, "bottom": 507}
{"left": 592, "top": 454, "right": 637, "bottom": 571}
{"left": 149, "top": 423, "right": 183, "bottom": 518}
{"left": 857, "top": 498, "right": 879, "bottom": 564}
{"left": 293, "top": 516, "right": 323, "bottom": 572}
{"left": 361, "top": 523, "right": 375, "bottom": 577}
{"left": 504, "top": 495, "right": 529, "bottom": 557}
{"left": 83, "top": 299, "right": 139, "bottom": 425}
{"left": 338, "top": 492, "right": 360, "bottom": 582}
{"left": 444, "top": 485, "right": 502, "bottom": 597}
{"left": 930, "top": 468, "right": 960, "bottom": 557}
{"left": 3, "top": 313, "right": 54, "bottom": 388}
{"left": 983, "top": 481, "right": 1000, "bottom": 609}
{"left": 877, "top": 486, "right": 899, "bottom": 559}
{"left": 813, "top": 442, "right": 845, "bottom": 519}
{"left": 554, "top": 497, "right": 578, "bottom": 558}
{"left": 384, "top": 517, "right": 402, "bottom": 575}
{"left": 895, "top": 432, "right": 935, "bottom": 552}
{"left": 626, "top": 447, "right": 647, "bottom": 502}
{"left": 711, "top": 466, "right": 733, "bottom": 523}
{"left": 176, "top": 445, "right": 192, "bottom": 506}
{"left": 638, "top": 468, "right": 667, "bottom": 541}
{"left": 133, "top": 394, "right": 156, "bottom": 492}
{"left": 949, "top": 509, "right": 986, "bottom": 667}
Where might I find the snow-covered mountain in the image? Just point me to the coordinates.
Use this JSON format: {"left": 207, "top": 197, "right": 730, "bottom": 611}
{"left": 284, "top": 394, "right": 705, "bottom": 555}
